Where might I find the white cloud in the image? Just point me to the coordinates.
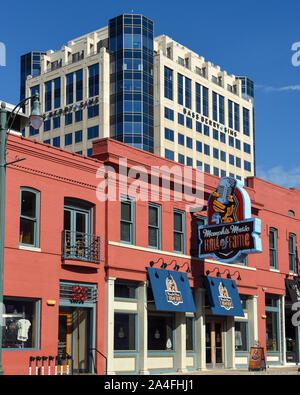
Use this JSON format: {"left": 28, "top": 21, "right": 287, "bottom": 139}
{"left": 256, "top": 165, "right": 300, "bottom": 189}
{"left": 256, "top": 84, "right": 300, "bottom": 92}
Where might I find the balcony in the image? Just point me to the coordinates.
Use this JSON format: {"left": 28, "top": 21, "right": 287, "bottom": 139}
{"left": 61, "top": 230, "right": 100, "bottom": 266}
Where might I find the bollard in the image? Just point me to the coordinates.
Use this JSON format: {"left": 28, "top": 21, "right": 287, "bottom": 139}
{"left": 35, "top": 356, "right": 41, "bottom": 375}
{"left": 48, "top": 356, "right": 54, "bottom": 375}
{"left": 41, "top": 356, "right": 48, "bottom": 376}
{"left": 29, "top": 356, "right": 35, "bottom": 376}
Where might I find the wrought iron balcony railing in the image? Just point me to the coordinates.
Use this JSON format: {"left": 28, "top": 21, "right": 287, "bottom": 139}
{"left": 62, "top": 230, "right": 100, "bottom": 264}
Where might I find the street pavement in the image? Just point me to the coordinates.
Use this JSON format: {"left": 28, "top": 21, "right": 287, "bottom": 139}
{"left": 162, "top": 366, "right": 300, "bottom": 375}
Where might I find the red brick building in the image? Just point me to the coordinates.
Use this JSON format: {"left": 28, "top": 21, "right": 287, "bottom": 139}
{"left": 1, "top": 134, "right": 299, "bottom": 374}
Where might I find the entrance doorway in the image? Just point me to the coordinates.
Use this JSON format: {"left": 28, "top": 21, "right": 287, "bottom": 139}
{"left": 58, "top": 308, "right": 92, "bottom": 373}
{"left": 206, "top": 319, "right": 225, "bottom": 368}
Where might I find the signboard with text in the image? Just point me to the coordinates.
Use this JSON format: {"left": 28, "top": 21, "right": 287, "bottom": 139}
{"left": 199, "top": 177, "right": 262, "bottom": 263}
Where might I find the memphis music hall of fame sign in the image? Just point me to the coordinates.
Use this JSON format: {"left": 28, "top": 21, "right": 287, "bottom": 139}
{"left": 198, "top": 177, "right": 262, "bottom": 263}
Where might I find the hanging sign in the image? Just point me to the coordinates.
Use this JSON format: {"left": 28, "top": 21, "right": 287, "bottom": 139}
{"left": 198, "top": 177, "right": 262, "bottom": 263}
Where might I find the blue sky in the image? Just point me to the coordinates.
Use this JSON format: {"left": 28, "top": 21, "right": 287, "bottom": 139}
{"left": 0, "top": 0, "right": 299, "bottom": 188}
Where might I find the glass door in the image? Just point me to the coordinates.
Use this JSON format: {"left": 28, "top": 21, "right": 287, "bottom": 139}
{"left": 206, "top": 319, "right": 225, "bottom": 368}
{"left": 64, "top": 207, "right": 89, "bottom": 260}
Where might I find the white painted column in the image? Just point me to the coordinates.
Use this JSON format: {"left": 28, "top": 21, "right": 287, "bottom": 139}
{"left": 249, "top": 295, "right": 258, "bottom": 347}
{"left": 175, "top": 312, "right": 187, "bottom": 372}
{"left": 195, "top": 288, "right": 206, "bottom": 371}
{"left": 138, "top": 281, "right": 149, "bottom": 375}
{"left": 226, "top": 316, "right": 236, "bottom": 369}
{"left": 105, "top": 277, "right": 116, "bottom": 375}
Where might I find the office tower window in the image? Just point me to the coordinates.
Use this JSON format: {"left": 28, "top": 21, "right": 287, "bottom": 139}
{"left": 196, "top": 161, "right": 203, "bottom": 169}
{"left": 186, "top": 137, "right": 193, "bottom": 149}
{"left": 178, "top": 153, "right": 185, "bottom": 164}
{"left": 75, "top": 130, "right": 83, "bottom": 143}
{"left": 165, "top": 149, "right": 174, "bottom": 160}
{"left": 45, "top": 80, "right": 52, "bottom": 112}
{"left": 204, "top": 164, "right": 210, "bottom": 173}
{"left": 173, "top": 209, "right": 185, "bottom": 253}
{"left": 228, "top": 100, "right": 233, "bottom": 129}
{"left": 87, "top": 125, "right": 99, "bottom": 139}
{"left": 164, "top": 127, "right": 174, "bottom": 142}
{"left": 164, "top": 107, "right": 174, "bottom": 121}
{"left": 221, "top": 170, "right": 226, "bottom": 177}
{"left": 44, "top": 120, "right": 50, "bottom": 132}
{"left": 229, "top": 136, "right": 234, "bottom": 147}
{"left": 75, "top": 110, "right": 83, "bottom": 122}
{"left": 186, "top": 117, "right": 192, "bottom": 129}
{"left": 195, "top": 83, "right": 201, "bottom": 113}
{"left": 88, "top": 104, "right": 99, "bottom": 118}
{"left": 66, "top": 73, "right": 74, "bottom": 105}
{"left": 213, "top": 148, "right": 219, "bottom": 160}
{"left": 65, "top": 112, "right": 72, "bottom": 125}
{"left": 76, "top": 69, "right": 83, "bottom": 101}
{"left": 234, "top": 103, "right": 240, "bottom": 132}
{"left": 243, "top": 107, "right": 250, "bottom": 136}
{"left": 178, "top": 73, "right": 184, "bottom": 105}
{"left": 220, "top": 151, "right": 226, "bottom": 162}
{"left": 244, "top": 142, "right": 251, "bottom": 154}
{"left": 219, "top": 95, "right": 224, "bottom": 125}
{"left": 186, "top": 157, "right": 193, "bottom": 167}
{"left": 43, "top": 139, "right": 50, "bottom": 144}
{"left": 203, "top": 125, "right": 209, "bottom": 136}
{"left": 87, "top": 148, "right": 93, "bottom": 157}
{"left": 196, "top": 121, "right": 202, "bottom": 133}
{"left": 178, "top": 133, "right": 185, "bottom": 146}
{"left": 196, "top": 141, "right": 202, "bottom": 153}
{"left": 178, "top": 113, "right": 184, "bottom": 125}
{"left": 236, "top": 139, "right": 241, "bottom": 150}
{"left": 164, "top": 66, "right": 173, "bottom": 100}
{"left": 204, "top": 144, "right": 210, "bottom": 156}
{"left": 202, "top": 86, "right": 209, "bottom": 117}
{"left": 289, "top": 233, "right": 297, "bottom": 273}
{"left": 269, "top": 228, "right": 278, "bottom": 269}
{"left": 185, "top": 77, "right": 191, "bottom": 109}
{"left": 53, "top": 116, "right": 60, "bottom": 129}
{"left": 148, "top": 203, "right": 161, "bottom": 249}
{"left": 244, "top": 160, "right": 251, "bottom": 172}
{"left": 88, "top": 63, "right": 99, "bottom": 97}
{"left": 213, "top": 129, "right": 219, "bottom": 140}
{"left": 236, "top": 157, "right": 241, "bottom": 168}
{"left": 120, "top": 196, "right": 135, "bottom": 245}
{"left": 64, "top": 133, "right": 73, "bottom": 146}
{"left": 53, "top": 136, "right": 60, "bottom": 147}
{"left": 54, "top": 78, "right": 61, "bottom": 109}
{"left": 213, "top": 92, "right": 218, "bottom": 122}
{"left": 220, "top": 132, "right": 226, "bottom": 143}
{"left": 229, "top": 154, "right": 234, "bottom": 165}
{"left": 213, "top": 167, "right": 219, "bottom": 177}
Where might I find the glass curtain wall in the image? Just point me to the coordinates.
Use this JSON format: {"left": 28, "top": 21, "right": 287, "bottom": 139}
{"left": 109, "top": 14, "right": 154, "bottom": 152}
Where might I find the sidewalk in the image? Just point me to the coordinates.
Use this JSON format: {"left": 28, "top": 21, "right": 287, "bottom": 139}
{"left": 162, "top": 366, "right": 300, "bottom": 375}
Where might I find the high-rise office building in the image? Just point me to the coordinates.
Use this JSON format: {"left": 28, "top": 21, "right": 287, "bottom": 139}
{"left": 22, "top": 13, "right": 255, "bottom": 181}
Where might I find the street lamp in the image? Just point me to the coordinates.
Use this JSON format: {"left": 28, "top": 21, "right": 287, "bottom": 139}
{"left": 0, "top": 92, "right": 43, "bottom": 375}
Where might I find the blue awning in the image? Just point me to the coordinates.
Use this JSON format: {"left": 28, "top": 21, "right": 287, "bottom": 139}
{"left": 204, "top": 276, "right": 244, "bottom": 317}
{"left": 147, "top": 267, "right": 196, "bottom": 313}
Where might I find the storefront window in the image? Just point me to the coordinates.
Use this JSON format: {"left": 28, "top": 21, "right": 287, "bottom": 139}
{"left": 186, "top": 317, "right": 194, "bottom": 351}
{"left": 114, "top": 313, "right": 136, "bottom": 351}
{"left": 265, "top": 294, "right": 280, "bottom": 352}
{"left": 148, "top": 313, "right": 174, "bottom": 351}
{"left": 2, "top": 297, "right": 39, "bottom": 349}
{"left": 114, "top": 281, "right": 138, "bottom": 299}
{"left": 234, "top": 321, "right": 248, "bottom": 351}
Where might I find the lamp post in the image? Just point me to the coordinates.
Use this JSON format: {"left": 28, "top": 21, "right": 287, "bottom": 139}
{"left": 0, "top": 93, "right": 43, "bottom": 375}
